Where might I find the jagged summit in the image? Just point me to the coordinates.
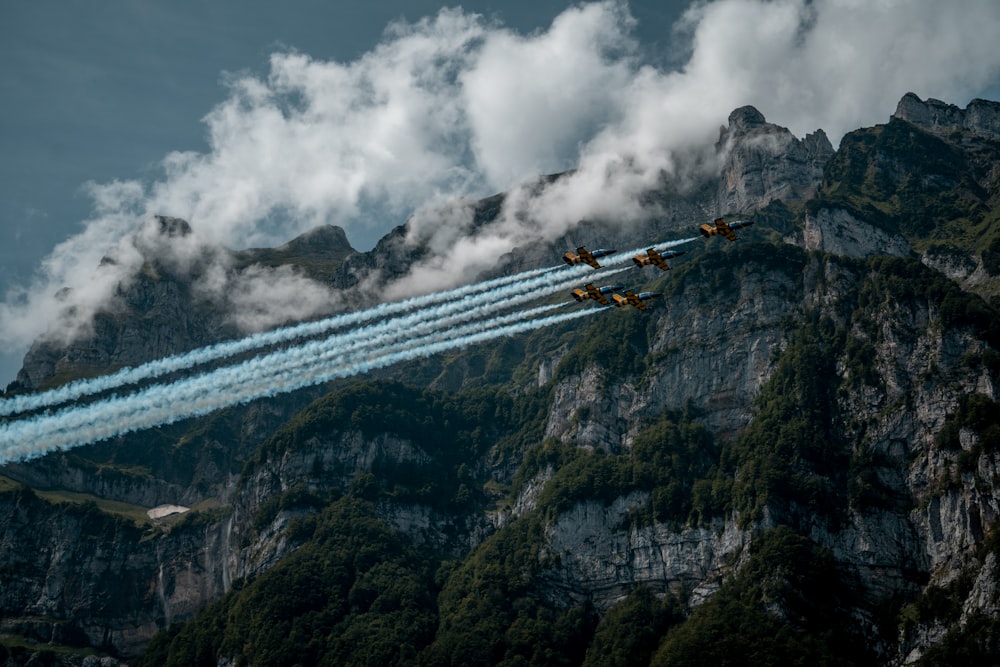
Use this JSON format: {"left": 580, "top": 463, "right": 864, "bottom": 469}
{"left": 893, "top": 91, "right": 1000, "bottom": 140}
{"left": 726, "top": 105, "right": 768, "bottom": 131}
{"left": 277, "top": 224, "right": 354, "bottom": 256}
{"left": 151, "top": 214, "right": 193, "bottom": 238}
{"left": 716, "top": 103, "right": 834, "bottom": 212}
{"left": 4, "top": 95, "right": 1000, "bottom": 664}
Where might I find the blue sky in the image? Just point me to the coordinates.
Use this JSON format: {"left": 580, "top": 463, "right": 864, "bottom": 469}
{"left": 2, "top": 0, "right": 999, "bottom": 387}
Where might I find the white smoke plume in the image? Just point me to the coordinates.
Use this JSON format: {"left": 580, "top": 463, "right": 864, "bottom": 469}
{"left": 0, "top": 233, "right": 699, "bottom": 460}
{"left": 0, "top": 247, "right": 647, "bottom": 461}
{"left": 2, "top": 0, "right": 998, "bottom": 364}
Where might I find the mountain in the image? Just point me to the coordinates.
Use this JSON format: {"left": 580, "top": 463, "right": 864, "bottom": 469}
{"left": 1, "top": 93, "right": 999, "bottom": 666}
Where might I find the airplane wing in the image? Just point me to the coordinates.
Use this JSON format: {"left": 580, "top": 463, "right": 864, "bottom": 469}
{"left": 613, "top": 290, "right": 661, "bottom": 310}
{"left": 634, "top": 248, "right": 685, "bottom": 270}
{"left": 572, "top": 283, "right": 622, "bottom": 305}
{"left": 583, "top": 248, "right": 615, "bottom": 269}
{"left": 612, "top": 290, "right": 643, "bottom": 309}
{"left": 584, "top": 283, "right": 606, "bottom": 305}
{"left": 564, "top": 246, "right": 614, "bottom": 269}
{"left": 647, "top": 249, "right": 671, "bottom": 271}
{"left": 700, "top": 218, "right": 752, "bottom": 241}
{"left": 699, "top": 218, "right": 722, "bottom": 238}
{"left": 708, "top": 218, "right": 736, "bottom": 241}
{"left": 579, "top": 247, "right": 600, "bottom": 269}
{"left": 632, "top": 249, "right": 653, "bottom": 268}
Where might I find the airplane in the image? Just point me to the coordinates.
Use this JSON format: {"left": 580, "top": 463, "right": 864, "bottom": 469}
{"left": 698, "top": 217, "right": 754, "bottom": 241}
{"left": 632, "top": 248, "right": 686, "bottom": 271}
{"left": 612, "top": 290, "right": 663, "bottom": 311}
{"left": 563, "top": 246, "right": 616, "bottom": 269}
{"left": 570, "top": 283, "right": 624, "bottom": 306}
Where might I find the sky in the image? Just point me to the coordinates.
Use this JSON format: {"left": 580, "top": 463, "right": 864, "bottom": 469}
{"left": 2, "top": 0, "right": 1000, "bottom": 389}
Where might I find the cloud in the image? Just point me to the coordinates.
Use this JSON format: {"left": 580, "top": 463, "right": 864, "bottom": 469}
{"left": 2, "top": 0, "right": 999, "bottom": 357}
{"left": 459, "top": 1, "right": 638, "bottom": 187}
{"left": 384, "top": 0, "right": 1000, "bottom": 296}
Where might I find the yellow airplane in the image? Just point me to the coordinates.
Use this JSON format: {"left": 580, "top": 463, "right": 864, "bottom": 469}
{"left": 632, "top": 248, "right": 686, "bottom": 271}
{"left": 570, "top": 283, "right": 624, "bottom": 306}
{"left": 563, "top": 246, "right": 616, "bottom": 269}
{"left": 699, "top": 218, "right": 754, "bottom": 241}
{"left": 612, "top": 290, "right": 662, "bottom": 311}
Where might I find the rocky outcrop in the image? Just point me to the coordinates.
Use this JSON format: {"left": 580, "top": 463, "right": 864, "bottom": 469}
{"left": 717, "top": 105, "right": 834, "bottom": 213}
{"left": 893, "top": 92, "right": 1000, "bottom": 141}
{"left": 15, "top": 223, "right": 359, "bottom": 393}
{"left": 0, "top": 485, "right": 231, "bottom": 658}
{"left": 531, "top": 247, "right": 999, "bottom": 663}
{"left": 795, "top": 207, "right": 913, "bottom": 258}
{"left": 541, "top": 496, "right": 748, "bottom": 610}
{"left": 15, "top": 267, "right": 231, "bottom": 392}
{"left": 3, "top": 94, "right": 999, "bottom": 663}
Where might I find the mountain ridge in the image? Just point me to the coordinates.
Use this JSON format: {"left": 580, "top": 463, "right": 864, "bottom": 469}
{"left": 2, "top": 93, "right": 1000, "bottom": 665}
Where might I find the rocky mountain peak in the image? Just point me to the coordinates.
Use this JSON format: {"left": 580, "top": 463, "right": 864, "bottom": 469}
{"left": 277, "top": 224, "right": 354, "bottom": 256}
{"left": 716, "top": 105, "right": 834, "bottom": 213}
{"left": 727, "top": 105, "right": 768, "bottom": 132}
{"left": 893, "top": 91, "right": 1000, "bottom": 140}
{"left": 151, "top": 215, "right": 193, "bottom": 238}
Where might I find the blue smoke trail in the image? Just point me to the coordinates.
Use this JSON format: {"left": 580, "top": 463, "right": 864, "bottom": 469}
{"left": 0, "top": 307, "right": 597, "bottom": 462}
{"left": 0, "top": 264, "right": 563, "bottom": 417}
{"left": 0, "top": 236, "right": 698, "bottom": 459}
{"left": 0, "top": 261, "right": 628, "bottom": 417}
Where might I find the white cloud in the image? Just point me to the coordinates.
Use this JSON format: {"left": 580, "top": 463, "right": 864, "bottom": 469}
{"left": 460, "top": 1, "right": 638, "bottom": 188}
{"left": 223, "top": 264, "right": 338, "bottom": 332}
{"left": 3, "top": 0, "right": 1000, "bottom": 357}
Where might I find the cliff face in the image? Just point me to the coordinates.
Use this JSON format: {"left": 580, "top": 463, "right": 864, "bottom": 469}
{"left": 0, "top": 485, "right": 231, "bottom": 658}
{"left": 14, "top": 221, "right": 359, "bottom": 393}
{"left": 533, "top": 247, "right": 1000, "bottom": 655}
{"left": 2, "top": 94, "right": 1000, "bottom": 664}
{"left": 717, "top": 105, "right": 834, "bottom": 213}
{"left": 893, "top": 92, "right": 1000, "bottom": 141}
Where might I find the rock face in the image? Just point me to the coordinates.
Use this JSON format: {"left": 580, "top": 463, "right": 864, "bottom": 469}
{"left": 2, "top": 95, "right": 1000, "bottom": 663}
{"left": 0, "top": 486, "right": 231, "bottom": 657}
{"left": 894, "top": 92, "right": 1000, "bottom": 141}
{"left": 14, "top": 222, "right": 360, "bottom": 393}
{"left": 797, "top": 207, "right": 913, "bottom": 258}
{"left": 717, "top": 105, "right": 834, "bottom": 213}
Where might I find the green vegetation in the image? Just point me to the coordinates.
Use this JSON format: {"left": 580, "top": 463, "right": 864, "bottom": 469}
{"left": 906, "top": 527, "right": 1000, "bottom": 665}
{"left": 651, "top": 527, "right": 872, "bottom": 666}
{"left": 810, "top": 118, "right": 1000, "bottom": 290}
{"left": 252, "top": 380, "right": 556, "bottom": 512}
{"left": 554, "top": 305, "right": 654, "bottom": 380}
{"left": 33, "top": 487, "right": 152, "bottom": 527}
{"left": 0, "top": 474, "right": 21, "bottom": 492}
{"left": 935, "top": 393, "right": 1000, "bottom": 475}
{"left": 916, "top": 612, "right": 1000, "bottom": 667}
{"left": 721, "top": 313, "right": 850, "bottom": 525}
{"left": 814, "top": 120, "right": 986, "bottom": 238}
{"left": 138, "top": 496, "right": 439, "bottom": 667}
{"left": 508, "top": 406, "right": 720, "bottom": 527}
{"left": 423, "top": 516, "right": 595, "bottom": 667}
{"left": 582, "top": 587, "right": 683, "bottom": 667}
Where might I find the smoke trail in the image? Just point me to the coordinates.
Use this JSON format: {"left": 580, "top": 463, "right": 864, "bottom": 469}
{"left": 2, "top": 303, "right": 573, "bottom": 456}
{"left": 0, "top": 264, "right": 562, "bottom": 417}
{"left": 5, "top": 299, "right": 582, "bottom": 458}
{"left": 0, "top": 236, "right": 694, "bottom": 458}
{"left": 600, "top": 236, "right": 699, "bottom": 266}
{"left": 0, "top": 306, "right": 597, "bottom": 462}
{"left": 0, "top": 240, "right": 655, "bottom": 416}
